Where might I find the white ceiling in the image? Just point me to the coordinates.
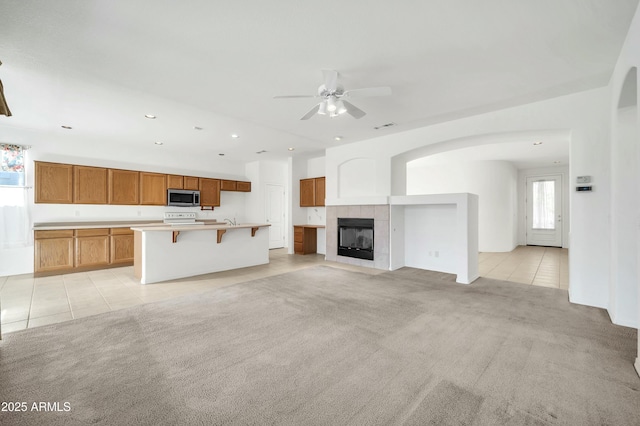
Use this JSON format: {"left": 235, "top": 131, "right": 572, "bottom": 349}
{"left": 0, "top": 0, "right": 637, "bottom": 164}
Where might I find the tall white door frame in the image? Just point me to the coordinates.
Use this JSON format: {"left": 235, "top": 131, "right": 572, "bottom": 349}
{"left": 526, "top": 174, "right": 563, "bottom": 247}
{"left": 265, "top": 183, "right": 285, "bottom": 249}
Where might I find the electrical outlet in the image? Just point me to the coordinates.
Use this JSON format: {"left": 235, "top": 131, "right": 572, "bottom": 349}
{"left": 137, "top": 211, "right": 142, "bottom": 216}
{"left": 74, "top": 210, "right": 80, "bottom": 217}
{"left": 435, "top": 251, "right": 439, "bottom": 257}
{"left": 428, "top": 251, "right": 432, "bottom": 256}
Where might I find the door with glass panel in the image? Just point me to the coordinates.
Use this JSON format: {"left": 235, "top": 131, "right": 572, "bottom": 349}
{"left": 526, "top": 175, "right": 562, "bottom": 247}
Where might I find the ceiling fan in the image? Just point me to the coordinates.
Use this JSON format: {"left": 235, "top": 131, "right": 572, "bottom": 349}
{"left": 273, "top": 70, "right": 392, "bottom": 120}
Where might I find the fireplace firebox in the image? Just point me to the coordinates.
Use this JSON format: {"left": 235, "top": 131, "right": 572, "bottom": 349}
{"left": 338, "top": 218, "right": 374, "bottom": 260}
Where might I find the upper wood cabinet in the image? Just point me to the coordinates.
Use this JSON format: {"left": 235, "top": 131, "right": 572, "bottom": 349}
{"left": 221, "top": 180, "right": 237, "bottom": 191}
{"left": 108, "top": 169, "right": 139, "bottom": 205}
{"left": 35, "top": 162, "right": 73, "bottom": 204}
{"left": 184, "top": 176, "right": 199, "bottom": 190}
{"left": 315, "top": 177, "right": 325, "bottom": 206}
{"left": 140, "top": 172, "right": 167, "bottom": 205}
{"left": 73, "top": 165, "right": 108, "bottom": 204}
{"left": 300, "top": 177, "right": 325, "bottom": 207}
{"left": 237, "top": 181, "right": 251, "bottom": 192}
{"left": 199, "top": 178, "right": 221, "bottom": 206}
{"left": 167, "top": 174, "right": 184, "bottom": 189}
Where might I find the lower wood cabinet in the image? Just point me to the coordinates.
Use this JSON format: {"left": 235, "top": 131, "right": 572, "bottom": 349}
{"left": 110, "top": 229, "right": 134, "bottom": 264}
{"left": 34, "top": 230, "right": 74, "bottom": 273}
{"left": 294, "top": 226, "right": 318, "bottom": 255}
{"left": 34, "top": 227, "right": 135, "bottom": 275}
{"left": 74, "top": 229, "right": 110, "bottom": 268}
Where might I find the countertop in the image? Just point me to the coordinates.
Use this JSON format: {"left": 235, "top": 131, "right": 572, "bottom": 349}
{"left": 130, "top": 223, "right": 271, "bottom": 232}
{"left": 33, "top": 220, "right": 220, "bottom": 231}
{"left": 293, "top": 224, "right": 326, "bottom": 228}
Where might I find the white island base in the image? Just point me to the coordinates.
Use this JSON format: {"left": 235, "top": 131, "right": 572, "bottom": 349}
{"left": 131, "top": 224, "right": 270, "bottom": 284}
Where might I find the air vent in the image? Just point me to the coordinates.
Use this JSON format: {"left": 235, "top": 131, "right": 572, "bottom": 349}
{"left": 373, "top": 122, "right": 396, "bottom": 130}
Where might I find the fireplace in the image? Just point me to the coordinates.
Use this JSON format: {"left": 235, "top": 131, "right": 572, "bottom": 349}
{"left": 338, "top": 218, "right": 374, "bottom": 260}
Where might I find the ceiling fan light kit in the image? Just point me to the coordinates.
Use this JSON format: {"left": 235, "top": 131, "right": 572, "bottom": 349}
{"left": 274, "top": 70, "right": 392, "bottom": 120}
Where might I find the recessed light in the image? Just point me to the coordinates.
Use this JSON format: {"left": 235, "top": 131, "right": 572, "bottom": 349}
{"left": 61, "top": 125, "right": 72, "bottom": 129}
{"left": 533, "top": 141, "right": 543, "bottom": 145}
{"left": 154, "top": 141, "right": 164, "bottom": 145}
{"left": 194, "top": 126, "right": 203, "bottom": 130}
{"left": 144, "top": 114, "right": 156, "bottom": 119}
{"left": 231, "top": 134, "right": 239, "bottom": 139}
{"left": 288, "top": 147, "right": 295, "bottom": 151}
{"left": 334, "top": 136, "right": 342, "bottom": 141}
{"left": 218, "top": 153, "right": 225, "bottom": 156}
{"left": 553, "top": 161, "right": 561, "bottom": 164}
{"left": 256, "top": 150, "right": 267, "bottom": 154}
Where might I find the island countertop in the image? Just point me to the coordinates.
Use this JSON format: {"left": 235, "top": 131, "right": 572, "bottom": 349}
{"left": 130, "top": 223, "right": 270, "bottom": 232}
{"left": 33, "top": 220, "right": 220, "bottom": 230}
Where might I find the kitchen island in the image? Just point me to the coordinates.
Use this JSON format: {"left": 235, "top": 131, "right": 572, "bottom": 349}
{"left": 131, "top": 223, "right": 271, "bottom": 284}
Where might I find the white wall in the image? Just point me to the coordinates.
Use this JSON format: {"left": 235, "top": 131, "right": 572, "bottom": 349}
{"left": 404, "top": 204, "right": 458, "bottom": 273}
{"left": 407, "top": 160, "right": 517, "bottom": 252}
{"left": 326, "top": 87, "right": 610, "bottom": 311}
{"left": 517, "top": 166, "right": 570, "bottom": 248}
{"left": 609, "top": 20, "right": 640, "bottom": 331}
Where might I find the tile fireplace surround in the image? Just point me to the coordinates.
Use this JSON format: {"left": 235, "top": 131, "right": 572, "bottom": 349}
{"left": 326, "top": 205, "right": 389, "bottom": 270}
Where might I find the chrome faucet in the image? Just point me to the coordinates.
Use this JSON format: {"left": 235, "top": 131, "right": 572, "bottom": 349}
{"left": 223, "top": 218, "right": 236, "bottom": 226}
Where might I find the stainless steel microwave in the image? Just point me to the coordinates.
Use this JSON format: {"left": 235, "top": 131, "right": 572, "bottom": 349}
{"left": 167, "top": 189, "right": 200, "bottom": 207}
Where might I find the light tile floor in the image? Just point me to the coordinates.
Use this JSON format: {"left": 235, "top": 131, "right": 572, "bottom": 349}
{"left": 0, "top": 249, "right": 383, "bottom": 335}
{"left": 479, "top": 245, "right": 569, "bottom": 289}
{"left": 1, "top": 246, "right": 568, "bottom": 335}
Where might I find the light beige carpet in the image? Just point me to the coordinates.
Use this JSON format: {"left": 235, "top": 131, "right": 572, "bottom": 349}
{"left": 0, "top": 265, "right": 638, "bottom": 425}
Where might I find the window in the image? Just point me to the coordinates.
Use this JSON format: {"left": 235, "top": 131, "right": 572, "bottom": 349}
{"left": 532, "top": 180, "right": 555, "bottom": 230}
{"left": 0, "top": 143, "right": 30, "bottom": 248}
{"left": 1, "top": 143, "right": 25, "bottom": 186}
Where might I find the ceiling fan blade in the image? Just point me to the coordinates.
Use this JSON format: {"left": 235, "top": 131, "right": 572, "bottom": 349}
{"left": 273, "top": 95, "right": 317, "bottom": 99}
{"left": 322, "top": 69, "right": 338, "bottom": 92}
{"left": 342, "top": 86, "right": 392, "bottom": 98}
{"left": 342, "top": 100, "right": 366, "bottom": 119}
{"left": 300, "top": 104, "right": 320, "bottom": 120}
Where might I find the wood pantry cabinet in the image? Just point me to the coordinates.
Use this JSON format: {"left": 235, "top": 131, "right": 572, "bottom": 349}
{"left": 199, "top": 178, "right": 221, "bottom": 206}
{"left": 300, "top": 177, "right": 325, "bottom": 207}
{"left": 108, "top": 169, "right": 139, "bottom": 205}
{"left": 35, "top": 162, "right": 74, "bottom": 204}
{"left": 139, "top": 172, "right": 167, "bottom": 205}
{"left": 73, "top": 165, "right": 108, "bottom": 204}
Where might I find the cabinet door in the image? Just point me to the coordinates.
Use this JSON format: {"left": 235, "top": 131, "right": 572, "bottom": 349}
{"left": 167, "top": 175, "right": 184, "bottom": 189}
{"left": 109, "top": 169, "right": 139, "bottom": 205}
{"left": 34, "top": 237, "right": 74, "bottom": 272}
{"left": 35, "top": 162, "right": 73, "bottom": 204}
{"left": 314, "top": 177, "right": 325, "bottom": 206}
{"left": 300, "top": 178, "right": 315, "bottom": 207}
{"left": 75, "top": 235, "right": 110, "bottom": 267}
{"left": 199, "top": 178, "right": 221, "bottom": 206}
{"left": 236, "top": 181, "right": 251, "bottom": 192}
{"left": 221, "top": 180, "right": 237, "bottom": 191}
{"left": 184, "top": 176, "right": 199, "bottom": 190}
{"left": 73, "top": 165, "right": 108, "bottom": 204}
{"left": 110, "top": 234, "right": 134, "bottom": 264}
{"left": 140, "top": 172, "right": 167, "bottom": 205}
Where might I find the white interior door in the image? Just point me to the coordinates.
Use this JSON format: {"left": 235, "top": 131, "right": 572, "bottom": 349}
{"left": 266, "top": 184, "right": 285, "bottom": 249}
{"left": 526, "top": 175, "right": 562, "bottom": 247}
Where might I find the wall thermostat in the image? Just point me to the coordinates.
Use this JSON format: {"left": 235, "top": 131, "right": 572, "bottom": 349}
{"left": 576, "top": 176, "right": 591, "bottom": 184}
{"left": 576, "top": 185, "right": 593, "bottom": 192}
